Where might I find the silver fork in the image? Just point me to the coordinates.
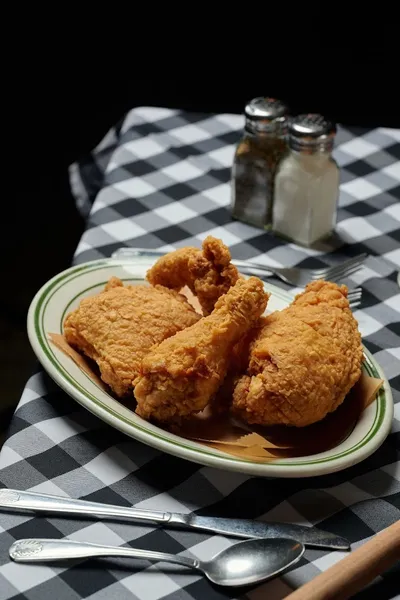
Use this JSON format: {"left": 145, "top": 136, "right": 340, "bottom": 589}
{"left": 112, "top": 248, "right": 368, "bottom": 288}
{"left": 235, "top": 253, "right": 367, "bottom": 287}
{"left": 347, "top": 287, "right": 362, "bottom": 310}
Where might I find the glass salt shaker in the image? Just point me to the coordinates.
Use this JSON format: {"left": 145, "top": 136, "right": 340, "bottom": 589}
{"left": 231, "top": 97, "right": 289, "bottom": 229}
{"left": 272, "top": 114, "right": 340, "bottom": 247}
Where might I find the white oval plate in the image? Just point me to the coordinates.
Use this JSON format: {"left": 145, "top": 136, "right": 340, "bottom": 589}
{"left": 27, "top": 257, "right": 393, "bottom": 478}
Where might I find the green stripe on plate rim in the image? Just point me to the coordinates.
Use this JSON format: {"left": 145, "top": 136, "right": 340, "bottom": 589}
{"left": 34, "top": 258, "right": 386, "bottom": 467}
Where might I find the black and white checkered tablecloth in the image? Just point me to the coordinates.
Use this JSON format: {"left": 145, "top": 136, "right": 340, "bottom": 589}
{"left": 0, "top": 107, "right": 399, "bottom": 600}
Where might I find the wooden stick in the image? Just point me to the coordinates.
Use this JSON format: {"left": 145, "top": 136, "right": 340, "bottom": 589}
{"left": 285, "top": 520, "right": 400, "bottom": 600}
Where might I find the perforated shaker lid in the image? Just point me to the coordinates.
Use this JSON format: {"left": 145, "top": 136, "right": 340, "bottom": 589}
{"left": 289, "top": 114, "right": 336, "bottom": 151}
{"left": 244, "top": 97, "right": 289, "bottom": 135}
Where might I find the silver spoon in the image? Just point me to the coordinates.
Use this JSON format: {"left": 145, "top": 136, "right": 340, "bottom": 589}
{"left": 9, "top": 537, "right": 304, "bottom": 587}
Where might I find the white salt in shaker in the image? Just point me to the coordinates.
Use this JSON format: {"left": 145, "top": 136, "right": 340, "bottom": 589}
{"left": 272, "top": 114, "right": 340, "bottom": 246}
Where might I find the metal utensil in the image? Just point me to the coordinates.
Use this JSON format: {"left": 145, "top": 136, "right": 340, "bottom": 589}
{"left": 347, "top": 287, "right": 362, "bottom": 310}
{"left": 112, "top": 247, "right": 368, "bottom": 287}
{"left": 9, "top": 537, "right": 304, "bottom": 587}
{"left": 233, "top": 256, "right": 366, "bottom": 287}
{"left": 0, "top": 489, "right": 350, "bottom": 550}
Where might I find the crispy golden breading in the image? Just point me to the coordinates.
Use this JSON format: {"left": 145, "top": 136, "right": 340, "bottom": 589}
{"left": 63, "top": 277, "right": 201, "bottom": 398}
{"left": 134, "top": 277, "right": 269, "bottom": 423}
{"left": 146, "top": 236, "right": 239, "bottom": 316}
{"left": 232, "top": 280, "right": 364, "bottom": 427}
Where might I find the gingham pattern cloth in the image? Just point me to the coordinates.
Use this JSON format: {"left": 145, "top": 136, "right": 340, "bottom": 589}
{"left": 0, "top": 107, "right": 399, "bottom": 600}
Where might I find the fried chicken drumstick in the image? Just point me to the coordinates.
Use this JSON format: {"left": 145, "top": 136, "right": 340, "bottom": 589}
{"left": 134, "top": 277, "right": 269, "bottom": 423}
{"left": 232, "top": 280, "right": 364, "bottom": 428}
{"left": 146, "top": 236, "right": 240, "bottom": 315}
{"left": 63, "top": 277, "right": 201, "bottom": 398}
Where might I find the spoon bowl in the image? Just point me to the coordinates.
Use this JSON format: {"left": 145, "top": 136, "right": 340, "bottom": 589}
{"left": 202, "top": 538, "right": 304, "bottom": 586}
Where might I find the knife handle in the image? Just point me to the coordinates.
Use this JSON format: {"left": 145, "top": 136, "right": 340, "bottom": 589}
{"left": 285, "top": 520, "right": 400, "bottom": 600}
{"left": 0, "top": 488, "right": 170, "bottom": 524}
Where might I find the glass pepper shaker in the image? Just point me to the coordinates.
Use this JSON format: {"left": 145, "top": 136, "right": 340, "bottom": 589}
{"left": 231, "top": 97, "right": 289, "bottom": 229}
{"left": 272, "top": 114, "right": 340, "bottom": 247}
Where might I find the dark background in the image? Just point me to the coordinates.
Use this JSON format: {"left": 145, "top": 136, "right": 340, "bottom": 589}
{"left": 2, "top": 61, "right": 399, "bottom": 434}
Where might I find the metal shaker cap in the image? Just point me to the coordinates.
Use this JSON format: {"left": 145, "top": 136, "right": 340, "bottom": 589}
{"left": 288, "top": 114, "right": 336, "bottom": 152}
{"left": 244, "top": 97, "right": 289, "bottom": 136}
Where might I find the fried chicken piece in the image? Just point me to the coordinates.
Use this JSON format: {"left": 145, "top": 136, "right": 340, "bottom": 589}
{"left": 134, "top": 277, "right": 269, "bottom": 423}
{"left": 63, "top": 277, "right": 201, "bottom": 398}
{"left": 232, "top": 280, "right": 364, "bottom": 428}
{"left": 146, "top": 236, "right": 240, "bottom": 315}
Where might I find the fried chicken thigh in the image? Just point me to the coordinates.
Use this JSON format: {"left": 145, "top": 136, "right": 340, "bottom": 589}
{"left": 146, "top": 236, "right": 239, "bottom": 316}
{"left": 134, "top": 277, "right": 269, "bottom": 423}
{"left": 63, "top": 277, "right": 201, "bottom": 398}
{"left": 232, "top": 280, "right": 364, "bottom": 428}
